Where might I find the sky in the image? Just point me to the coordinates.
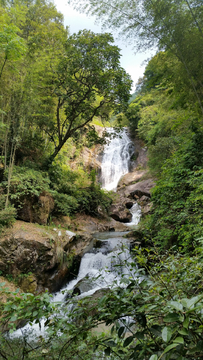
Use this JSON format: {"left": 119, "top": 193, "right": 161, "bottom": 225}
{"left": 53, "top": 0, "right": 153, "bottom": 93}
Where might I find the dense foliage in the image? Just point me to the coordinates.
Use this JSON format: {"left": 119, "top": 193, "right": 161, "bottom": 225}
{"left": 124, "top": 50, "right": 203, "bottom": 251}
{"left": 0, "top": 0, "right": 132, "bottom": 225}
{"left": 1, "top": 246, "right": 203, "bottom": 359}
{"left": 1, "top": 0, "right": 203, "bottom": 359}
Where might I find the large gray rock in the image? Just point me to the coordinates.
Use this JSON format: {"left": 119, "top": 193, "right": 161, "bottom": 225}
{"left": 117, "top": 170, "right": 147, "bottom": 188}
{"left": 120, "top": 179, "right": 155, "bottom": 198}
{"left": 109, "top": 203, "right": 132, "bottom": 223}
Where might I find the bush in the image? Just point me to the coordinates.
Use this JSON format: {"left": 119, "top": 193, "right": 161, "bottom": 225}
{"left": 6, "top": 167, "right": 50, "bottom": 208}
{"left": 140, "top": 129, "right": 203, "bottom": 251}
{"left": 0, "top": 206, "right": 16, "bottom": 229}
{"left": 51, "top": 191, "right": 78, "bottom": 216}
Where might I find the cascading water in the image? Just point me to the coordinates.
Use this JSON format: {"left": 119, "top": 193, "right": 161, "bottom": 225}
{"left": 126, "top": 203, "right": 142, "bottom": 227}
{"left": 101, "top": 127, "right": 142, "bottom": 227}
{"left": 12, "top": 126, "right": 141, "bottom": 340}
{"left": 101, "top": 128, "right": 134, "bottom": 191}
{"left": 12, "top": 232, "right": 136, "bottom": 339}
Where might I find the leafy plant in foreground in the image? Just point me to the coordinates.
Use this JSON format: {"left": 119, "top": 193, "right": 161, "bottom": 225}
{"left": 1, "top": 247, "right": 203, "bottom": 359}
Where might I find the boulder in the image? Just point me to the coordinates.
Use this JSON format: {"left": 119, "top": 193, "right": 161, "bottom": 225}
{"left": 109, "top": 203, "right": 132, "bottom": 223}
{"left": 117, "top": 170, "right": 147, "bottom": 188}
{"left": 17, "top": 191, "right": 54, "bottom": 225}
{"left": 120, "top": 179, "right": 155, "bottom": 199}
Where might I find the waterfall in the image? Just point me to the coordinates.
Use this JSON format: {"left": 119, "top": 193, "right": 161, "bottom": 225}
{"left": 101, "top": 127, "right": 142, "bottom": 227}
{"left": 11, "top": 232, "right": 136, "bottom": 340}
{"left": 11, "top": 127, "right": 141, "bottom": 340}
{"left": 101, "top": 128, "right": 134, "bottom": 191}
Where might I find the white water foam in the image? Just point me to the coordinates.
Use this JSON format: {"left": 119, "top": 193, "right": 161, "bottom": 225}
{"left": 101, "top": 128, "right": 134, "bottom": 191}
{"left": 126, "top": 202, "right": 142, "bottom": 227}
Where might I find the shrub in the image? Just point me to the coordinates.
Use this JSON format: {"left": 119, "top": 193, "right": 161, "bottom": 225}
{"left": 0, "top": 206, "right": 16, "bottom": 229}
{"left": 51, "top": 191, "right": 78, "bottom": 216}
{"left": 6, "top": 167, "right": 50, "bottom": 208}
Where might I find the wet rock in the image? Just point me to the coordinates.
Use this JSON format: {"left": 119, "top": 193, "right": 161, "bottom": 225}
{"left": 19, "top": 273, "right": 38, "bottom": 293}
{"left": 74, "top": 274, "right": 94, "bottom": 294}
{"left": 109, "top": 204, "right": 132, "bottom": 223}
{"left": 63, "top": 231, "right": 77, "bottom": 251}
{"left": 125, "top": 201, "right": 134, "bottom": 209}
{"left": 72, "top": 213, "right": 129, "bottom": 233}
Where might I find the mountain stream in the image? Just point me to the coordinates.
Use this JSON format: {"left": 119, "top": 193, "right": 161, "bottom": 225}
{"left": 12, "top": 128, "right": 141, "bottom": 339}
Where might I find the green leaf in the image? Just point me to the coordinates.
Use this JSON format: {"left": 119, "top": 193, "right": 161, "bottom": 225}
{"left": 163, "top": 343, "right": 179, "bottom": 354}
{"left": 168, "top": 301, "right": 183, "bottom": 311}
{"left": 183, "top": 317, "right": 190, "bottom": 329}
{"left": 162, "top": 326, "right": 172, "bottom": 342}
{"left": 182, "top": 295, "right": 202, "bottom": 309}
{"left": 104, "top": 347, "right": 111, "bottom": 356}
{"left": 164, "top": 313, "right": 179, "bottom": 322}
{"left": 149, "top": 355, "right": 158, "bottom": 360}
{"left": 10, "top": 315, "right": 17, "bottom": 322}
{"left": 123, "top": 336, "right": 134, "bottom": 347}
{"left": 135, "top": 331, "right": 145, "bottom": 340}
{"left": 118, "top": 326, "right": 125, "bottom": 338}
{"left": 173, "top": 337, "right": 184, "bottom": 344}
{"left": 178, "top": 328, "right": 188, "bottom": 336}
{"left": 150, "top": 325, "right": 162, "bottom": 336}
{"left": 105, "top": 340, "right": 116, "bottom": 347}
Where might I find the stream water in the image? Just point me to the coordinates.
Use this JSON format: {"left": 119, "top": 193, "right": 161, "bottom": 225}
{"left": 12, "top": 127, "right": 141, "bottom": 339}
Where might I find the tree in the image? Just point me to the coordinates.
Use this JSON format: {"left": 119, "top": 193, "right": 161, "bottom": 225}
{"left": 0, "top": 0, "right": 68, "bottom": 168}
{"left": 69, "top": 0, "right": 203, "bottom": 115}
{"left": 41, "top": 30, "right": 132, "bottom": 164}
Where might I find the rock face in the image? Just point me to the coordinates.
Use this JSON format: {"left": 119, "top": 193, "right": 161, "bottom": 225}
{"left": 16, "top": 191, "right": 54, "bottom": 225}
{"left": 117, "top": 170, "right": 147, "bottom": 189}
{"left": 0, "top": 221, "right": 93, "bottom": 293}
{"left": 78, "top": 146, "right": 103, "bottom": 172}
{"left": 108, "top": 177, "right": 155, "bottom": 223}
{"left": 130, "top": 136, "right": 148, "bottom": 171}
{"left": 69, "top": 124, "right": 105, "bottom": 175}
{"left": 60, "top": 213, "right": 130, "bottom": 233}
